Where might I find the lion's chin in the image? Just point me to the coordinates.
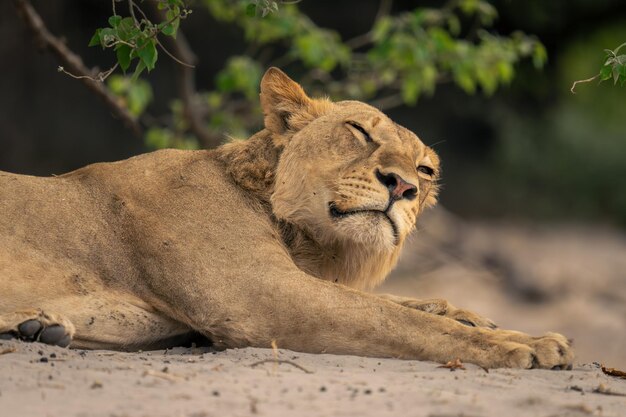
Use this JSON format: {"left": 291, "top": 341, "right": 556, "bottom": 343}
{"left": 330, "top": 211, "right": 398, "bottom": 252}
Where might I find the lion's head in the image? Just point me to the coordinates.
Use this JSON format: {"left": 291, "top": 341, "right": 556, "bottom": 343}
{"left": 219, "top": 68, "right": 440, "bottom": 289}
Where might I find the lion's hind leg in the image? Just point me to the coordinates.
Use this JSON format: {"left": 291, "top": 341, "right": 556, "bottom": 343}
{"left": 0, "top": 309, "right": 75, "bottom": 347}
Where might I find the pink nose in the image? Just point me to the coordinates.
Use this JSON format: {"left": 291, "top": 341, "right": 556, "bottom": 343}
{"left": 375, "top": 170, "right": 417, "bottom": 201}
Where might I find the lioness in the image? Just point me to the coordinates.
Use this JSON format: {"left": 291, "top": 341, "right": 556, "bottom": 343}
{"left": 0, "top": 68, "right": 573, "bottom": 369}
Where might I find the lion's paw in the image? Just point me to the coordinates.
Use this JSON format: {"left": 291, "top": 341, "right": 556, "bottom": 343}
{"left": 492, "top": 331, "right": 574, "bottom": 370}
{"left": 0, "top": 309, "right": 74, "bottom": 348}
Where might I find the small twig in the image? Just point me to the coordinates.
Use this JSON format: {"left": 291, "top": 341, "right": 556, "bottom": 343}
{"left": 57, "top": 62, "right": 119, "bottom": 82}
{"left": 249, "top": 359, "right": 314, "bottom": 374}
{"left": 570, "top": 74, "right": 599, "bottom": 94}
{"left": 0, "top": 347, "right": 17, "bottom": 355}
{"left": 14, "top": 0, "right": 142, "bottom": 137}
{"left": 131, "top": 1, "right": 150, "bottom": 22}
{"left": 155, "top": 38, "right": 194, "bottom": 68}
{"left": 128, "top": 0, "right": 138, "bottom": 24}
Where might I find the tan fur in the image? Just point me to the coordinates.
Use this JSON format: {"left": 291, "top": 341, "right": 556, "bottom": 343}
{"left": 0, "top": 68, "right": 573, "bottom": 369}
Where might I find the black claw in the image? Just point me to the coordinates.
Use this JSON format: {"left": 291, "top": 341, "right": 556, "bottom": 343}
{"left": 456, "top": 319, "right": 476, "bottom": 327}
{"left": 39, "top": 325, "right": 66, "bottom": 345}
{"left": 18, "top": 320, "right": 42, "bottom": 339}
{"left": 0, "top": 332, "right": 16, "bottom": 340}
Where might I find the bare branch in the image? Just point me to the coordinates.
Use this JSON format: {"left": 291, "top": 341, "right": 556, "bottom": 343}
{"left": 249, "top": 359, "right": 314, "bottom": 374}
{"left": 570, "top": 74, "right": 599, "bottom": 94}
{"left": 155, "top": 38, "right": 194, "bottom": 68}
{"left": 57, "top": 63, "right": 118, "bottom": 82}
{"left": 14, "top": 0, "right": 142, "bottom": 137}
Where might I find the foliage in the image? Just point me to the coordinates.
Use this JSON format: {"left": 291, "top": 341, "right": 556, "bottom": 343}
{"left": 571, "top": 42, "right": 626, "bottom": 92}
{"left": 84, "top": 0, "right": 546, "bottom": 150}
{"left": 89, "top": 0, "right": 191, "bottom": 79}
{"left": 599, "top": 42, "right": 626, "bottom": 85}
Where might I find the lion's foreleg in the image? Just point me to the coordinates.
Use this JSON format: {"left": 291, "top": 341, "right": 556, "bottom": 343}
{"left": 166, "top": 271, "right": 572, "bottom": 369}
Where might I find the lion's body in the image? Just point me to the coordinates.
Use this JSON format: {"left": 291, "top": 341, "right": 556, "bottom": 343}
{"left": 0, "top": 68, "right": 574, "bottom": 368}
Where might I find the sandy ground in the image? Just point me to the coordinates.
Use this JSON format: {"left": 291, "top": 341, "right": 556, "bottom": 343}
{"left": 1, "top": 213, "right": 625, "bottom": 416}
{"left": 1, "top": 340, "right": 625, "bottom": 417}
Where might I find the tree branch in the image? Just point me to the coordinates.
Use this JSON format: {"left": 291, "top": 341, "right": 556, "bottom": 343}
{"left": 14, "top": 0, "right": 142, "bottom": 138}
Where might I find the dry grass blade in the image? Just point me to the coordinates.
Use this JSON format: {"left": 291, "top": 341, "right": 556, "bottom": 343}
{"left": 249, "top": 359, "right": 314, "bottom": 374}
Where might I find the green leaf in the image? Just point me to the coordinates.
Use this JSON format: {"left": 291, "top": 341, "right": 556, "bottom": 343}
{"left": 127, "top": 79, "right": 153, "bottom": 116}
{"left": 246, "top": 3, "right": 257, "bottom": 17}
{"left": 146, "top": 127, "right": 172, "bottom": 149}
{"left": 162, "top": 10, "right": 180, "bottom": 37}
{"left": 372, "top": 16, "right": 392, "bottom": 42}
{"left": 99, "top": 28, "right": 116, "bottom": 46}
{"left": 88, "top": 29, "right": 102, "bottom": 47}
{"left": 131, "top": 60, "right": 146, "bottom": 82}
{"left": 600, "top": 64, "right": 613, "bottom": 81}
{"left": 447, "top": 15, "right": 461, "bottom": 36}
{"left": 497, "top": 60, "right": 514, "bottom": 83}
{"left": 116, "top": 44, "right": 132, "bottom": 72}
{"left": 401, "top": 73, "right": 421, "bottom": 104}
{"left": 136, "top": 38, "right": 158, "bottom": 71}
{"left": 613, "top": 63, "right": 623, "bottom": 85}
{"left": 532, "top": 43, "right": 547, "bottom": 69}
{"left": 116, "top": 17, "right": 137, "bottom": 42}
{"left": 108, "top": 15, "right": 122, "bottom": 28}
{"left": 453, "top": 68, "right": 476, "bottom": 94}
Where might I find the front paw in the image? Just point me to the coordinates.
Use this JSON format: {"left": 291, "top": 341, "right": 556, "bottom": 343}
{"left": 489, "top": 330, "right": 574, "bottom": 369}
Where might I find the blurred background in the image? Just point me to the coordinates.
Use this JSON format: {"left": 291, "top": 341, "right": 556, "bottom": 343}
{"left": 2, "top": 1, "right": 625, "bottom": 367}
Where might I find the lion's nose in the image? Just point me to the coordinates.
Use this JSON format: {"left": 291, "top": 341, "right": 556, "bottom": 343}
{"left": 375, "top": 170, "right": 417, "bottom": 201}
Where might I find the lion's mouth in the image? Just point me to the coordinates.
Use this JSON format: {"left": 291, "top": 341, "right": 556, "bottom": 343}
{"left": 328, "top": 203, "right": 399, "bottom": 244}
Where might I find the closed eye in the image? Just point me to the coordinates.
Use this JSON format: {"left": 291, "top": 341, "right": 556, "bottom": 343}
{"left": 346, "top": 121, "right": 373, "bottom": 143}
{"left": 417, "top": 165, "right": 434, "bottom": 177}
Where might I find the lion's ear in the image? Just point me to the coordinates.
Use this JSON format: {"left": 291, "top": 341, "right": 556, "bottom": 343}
{"left": 260, "top": 67, "right": 332, "bottom": 134}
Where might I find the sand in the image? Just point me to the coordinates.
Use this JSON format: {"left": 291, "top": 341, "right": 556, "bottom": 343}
{"left": 1, "top": 341, "right": 625, "bottom": 417}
